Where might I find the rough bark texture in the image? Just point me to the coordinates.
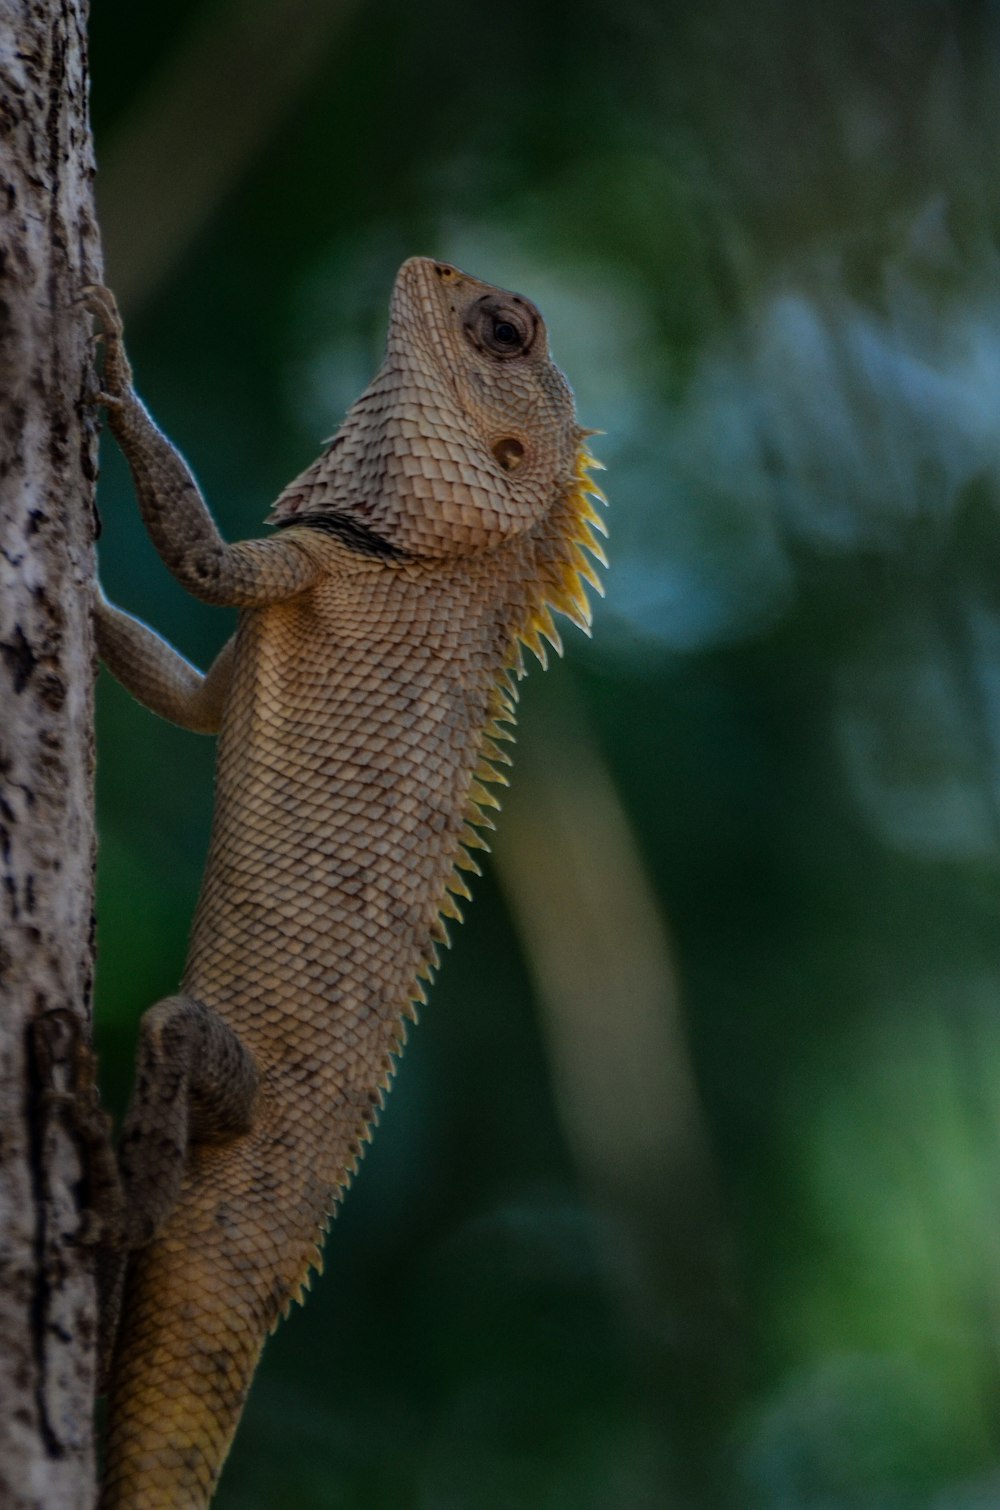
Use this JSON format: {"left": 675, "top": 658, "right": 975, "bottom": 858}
{"left": 0, "top": 0, "right": 102, "bottom": 1505}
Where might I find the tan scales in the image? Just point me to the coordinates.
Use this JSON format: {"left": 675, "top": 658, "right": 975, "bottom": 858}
{"left": 89, "top": 259, "right": 607, "bottom": 1507}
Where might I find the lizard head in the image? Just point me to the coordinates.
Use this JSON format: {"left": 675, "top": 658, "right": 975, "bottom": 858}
{"left": 270, "top": 258, "right": 586, "bottom": 557}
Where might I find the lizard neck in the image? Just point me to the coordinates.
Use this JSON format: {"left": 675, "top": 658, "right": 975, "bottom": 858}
{"left": 267, "top": 365, "right": 588, "bottom": 557}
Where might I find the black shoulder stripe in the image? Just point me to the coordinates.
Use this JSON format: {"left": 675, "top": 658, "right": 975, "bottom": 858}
{"left": 278, "top": 513, "right": 407, "bottom": 560}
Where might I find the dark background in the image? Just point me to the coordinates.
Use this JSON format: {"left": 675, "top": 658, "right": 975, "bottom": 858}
{"left": 89, "top": 2, "right": 1000, "bottom": 1504}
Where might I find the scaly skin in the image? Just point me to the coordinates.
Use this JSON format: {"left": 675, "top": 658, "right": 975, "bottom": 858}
{"left": 90, "top": 259, "right": 607, "bottom": 1507}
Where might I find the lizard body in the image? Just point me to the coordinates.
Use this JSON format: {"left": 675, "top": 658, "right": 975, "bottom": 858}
{"left": 91, "top": 259, "right": 606, "bottom": 1507}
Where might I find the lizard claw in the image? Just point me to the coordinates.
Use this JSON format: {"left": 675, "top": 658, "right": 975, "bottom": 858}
{"left": 81, "top": 283, "right": 124, "bottom": 339}
{"left": 93, "top": 388, "right": 127, "bottom": 413}
{"left": 80, "top": 284, "right": 133, "bottom": 401}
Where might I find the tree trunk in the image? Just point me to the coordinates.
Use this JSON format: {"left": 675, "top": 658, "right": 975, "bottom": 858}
{"left": 0, "top": 1, "right": 102, "bottom": 1505}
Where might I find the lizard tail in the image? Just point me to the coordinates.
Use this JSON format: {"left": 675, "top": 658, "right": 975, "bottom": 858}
{"left": 100, "top": 1128, "right": 324, "bottom": 1508}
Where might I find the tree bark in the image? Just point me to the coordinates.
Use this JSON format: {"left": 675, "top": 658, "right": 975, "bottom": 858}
{"left": 0, "top": 1, "right": 102, "bottom": 1505}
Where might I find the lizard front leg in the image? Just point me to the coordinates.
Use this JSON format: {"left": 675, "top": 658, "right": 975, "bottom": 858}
{"left": 95, "top": 593, "right": 236, "bottom": 734}
{"left": 85, "top": 286, "right": 322, "bottom": 608}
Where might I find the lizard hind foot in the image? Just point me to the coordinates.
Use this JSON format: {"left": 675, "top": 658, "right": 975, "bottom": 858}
{"left": 30, "top": 1007, "right": 125, "bottom": 1247}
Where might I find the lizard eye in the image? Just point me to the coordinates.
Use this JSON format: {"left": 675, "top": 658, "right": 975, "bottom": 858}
{"left": 464, "top": 296, "right": 537, "bottom": 359}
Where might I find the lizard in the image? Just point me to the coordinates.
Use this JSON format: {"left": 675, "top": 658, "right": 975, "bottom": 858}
{"left": 87, "top": 256, "right": 607, "bottom": 1508}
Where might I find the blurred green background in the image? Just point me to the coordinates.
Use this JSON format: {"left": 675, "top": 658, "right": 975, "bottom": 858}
{"left": 89, "top": 1, "right": 1000, "bottom": 1505}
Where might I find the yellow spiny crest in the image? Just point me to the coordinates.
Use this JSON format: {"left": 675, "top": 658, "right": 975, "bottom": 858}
{"left": 447, "top": 871, "right": 474, "bottom": 902}
{"left": 580, "top": 494, "right": 608, "bottom": 530}
{"left": 520, "top": 622, "right": 548, "bottom": 668}
{"left": 568, "top": 544, "right": 603, "bottom": 593}
{"left": 440, "top": 892, "right": 464, "bottom": 923}
{"left": 394, "top": 447, "right": 608, "bottom": 1235}
{"left": 475, "top": 758, "right": 509, "bottom": 788}
{"left": 468, "top": 780, "right": 502, "bottom": 811}
{"left": 479, "top": 737, "right": 512, "bottom": 767}
{"left": 533, "top": 605, "right": 563, "bottom": 656}
{"left": 510, "top": 443, "right": 608, "bottom": 667}
{"left": 580, "top": 526, "right": 609, "bottom": 567}
{"left": 547, "top": 588, "right": 591, "bottom": 633}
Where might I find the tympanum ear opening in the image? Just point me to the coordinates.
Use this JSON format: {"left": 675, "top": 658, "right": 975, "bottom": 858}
{"left": 492, "top": 437, "right": 526, "bottom": 472}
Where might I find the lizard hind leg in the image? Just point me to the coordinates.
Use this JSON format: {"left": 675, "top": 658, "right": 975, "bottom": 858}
{"left": 100, "top": 995, "right": 260, "bottom": 1384}
{"left": 99, "top": 990, "right": 258, "bottom": 1389}
{"left": 117, "top": 994, "right": 261, "bottom": 1250}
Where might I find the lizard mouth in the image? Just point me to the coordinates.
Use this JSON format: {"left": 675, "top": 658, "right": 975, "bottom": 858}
{"left": 391, "top": 256, "right": 472, "bottom": 373}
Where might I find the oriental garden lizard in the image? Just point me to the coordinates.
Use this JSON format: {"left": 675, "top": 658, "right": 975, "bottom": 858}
{"left": 87, "top": 259, "right": 607, "bottom": 1507}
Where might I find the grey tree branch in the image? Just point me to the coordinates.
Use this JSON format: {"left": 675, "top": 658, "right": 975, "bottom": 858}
{"left": 0, "top": 0, "right": 103, "bottom": 1503}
